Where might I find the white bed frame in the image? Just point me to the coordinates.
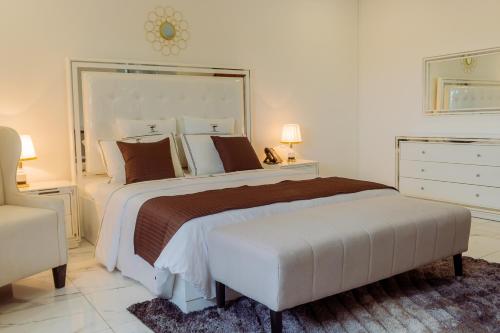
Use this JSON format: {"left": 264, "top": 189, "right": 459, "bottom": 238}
{"left": 67, "top": 58, "right": 251, "bottom": 312}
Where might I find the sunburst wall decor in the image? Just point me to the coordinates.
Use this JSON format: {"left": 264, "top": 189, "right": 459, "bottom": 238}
{"left": 145, "top": 6, "right": 189, "bottom": 56}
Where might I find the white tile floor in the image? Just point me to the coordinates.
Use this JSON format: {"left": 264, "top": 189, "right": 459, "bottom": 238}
{"left": 1, "top": 218, "right": 499, "bottom": 333}
{"left": 0, "top": 242, "right": 154, "bottom": 333}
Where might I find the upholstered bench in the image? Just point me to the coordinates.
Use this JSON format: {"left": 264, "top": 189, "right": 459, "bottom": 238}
{"left": 207, "top": 195, "right": 471, "bottom": 333}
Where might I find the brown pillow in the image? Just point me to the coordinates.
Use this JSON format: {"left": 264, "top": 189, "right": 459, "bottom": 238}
{"left": 117, "top": 137, "right": 176, "bottom": 184}
{"left": 211, "top": 136, "right": 263, "bottom": 172}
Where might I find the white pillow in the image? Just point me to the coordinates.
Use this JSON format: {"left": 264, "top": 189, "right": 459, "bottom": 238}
{"left": 182, "top": 134, "right": 239, "bottom": 176}
{"left": 181, "top": 116, "right": 235, "bottom": 135}
{"left": 99, "top": 134, "right": 183, "bottom": 183}
{"left": 115, "top": 118, "right": 176, "bottom": 138}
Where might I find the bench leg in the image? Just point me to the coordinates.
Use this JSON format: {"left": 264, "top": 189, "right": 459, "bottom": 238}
{"left": 215, "top": 281, "right": 225, "bottom": 309}
{"left": 270, "top": 310, "right": 282, "bottom": 333}
{"left": 453, "top": 253, "right": 463, "bottom": 277}
{"left": 52, "top": 264, "right": 67, "bottom": 289}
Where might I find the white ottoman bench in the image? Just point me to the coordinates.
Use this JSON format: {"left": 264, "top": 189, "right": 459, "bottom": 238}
{"left": 207, "top": 195, "right": 471, "bottom": 333}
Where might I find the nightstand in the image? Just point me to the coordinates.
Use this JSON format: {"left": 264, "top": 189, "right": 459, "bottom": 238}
{"left": 263, "top": 159, "right": 319, "bottom": 177}
{"left": 19, "top": 181, "right": 81, "bottom": 248}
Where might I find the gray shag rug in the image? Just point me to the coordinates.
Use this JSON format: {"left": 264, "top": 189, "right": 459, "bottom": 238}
{"left": 128, "top": 257, "right": 500, "bottom": 332}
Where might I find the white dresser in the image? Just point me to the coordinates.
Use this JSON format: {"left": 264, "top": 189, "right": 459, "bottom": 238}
{"left": 397, "top": 137, "right": 500, "bottom": 221}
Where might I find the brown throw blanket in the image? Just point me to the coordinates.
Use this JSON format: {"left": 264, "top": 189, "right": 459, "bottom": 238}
{"left": 134, "top": 177, "right": 393, "bottom": 265}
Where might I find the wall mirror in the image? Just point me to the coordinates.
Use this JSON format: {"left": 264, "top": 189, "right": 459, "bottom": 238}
{"left": 424, "top": 47, "right": 500, "bottom": 114}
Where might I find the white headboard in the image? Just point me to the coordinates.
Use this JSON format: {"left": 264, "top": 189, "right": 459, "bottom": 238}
{"left": 67, "top": 59, "right": 251, "bottom": 179}
{"left": 436, "top": 78, "right": 500, "bottom": 112}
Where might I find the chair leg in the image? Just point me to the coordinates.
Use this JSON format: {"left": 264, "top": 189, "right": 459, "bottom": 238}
{"left": 52, "top": 264, "right": 67, "bottom": 289}
{"left": 216, "top": 281, "right": 225, "bottom": 309}
{"left": 453, "top": 253, "right": 463, "bottom": 277}
{"left": 270, "top": 310, "right": 282, "bottom": 333}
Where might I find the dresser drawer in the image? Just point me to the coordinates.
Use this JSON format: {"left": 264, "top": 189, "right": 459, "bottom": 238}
{"left": 399, "top": 177, "right": 500, "bottom": 210}
{"left": 400, "top": 160, "right": 500, "bottom": 187}
{"left": 34, "top": 191, "right": 72, "bottom": 215}
{"left": 400, "top": 142, "right": 500, "bottom": 166}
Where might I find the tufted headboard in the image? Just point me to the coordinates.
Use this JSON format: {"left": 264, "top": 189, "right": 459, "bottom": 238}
{"left": 67, "top": 59, "right": 251, "bottom": 179}
{"left": 436, "top": 78, "right": 500, "bottom": 112}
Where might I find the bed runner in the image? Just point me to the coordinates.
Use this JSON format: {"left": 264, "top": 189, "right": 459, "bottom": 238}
{"left": 134, "top": 177, "right": 393, "bottom": 265}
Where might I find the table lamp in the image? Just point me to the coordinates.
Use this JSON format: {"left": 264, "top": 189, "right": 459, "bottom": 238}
{"left": 280, "top": 124, "right": 302, "bottom": 162}
{"left": 17, "top": 135, "right": 37, "bottom": 187}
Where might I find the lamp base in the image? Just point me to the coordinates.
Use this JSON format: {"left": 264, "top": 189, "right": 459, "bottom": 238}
{"left": 287, "top": 143, "right": 296, "bottom": 162}
{"left": 16, "top": 165, "right": 29, "bottom": 187}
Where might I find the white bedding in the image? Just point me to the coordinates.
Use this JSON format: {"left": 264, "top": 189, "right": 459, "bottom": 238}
{"left": 95, "top": 169, "right": 398, "bottom": 298}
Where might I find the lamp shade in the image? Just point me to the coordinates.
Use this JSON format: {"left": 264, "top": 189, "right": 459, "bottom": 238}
{"left": 20, "top": 135, "right": 37, "bottom": 161}
{"left": 280, "top": 124, "right": 302, "bottom": 144}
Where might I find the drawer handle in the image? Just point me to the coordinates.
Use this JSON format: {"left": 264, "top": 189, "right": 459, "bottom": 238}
{"left": 421, "top": 150, "right": 426, "bottom": 154}
{"left": 420, "top": 186, "right": 425, "bottom": 190}
{"left": 476, "top": 174, "right": 481, "bottom": 178}
{"left": 477, "top": 154, "right": 482, "bottom": 158}
{"left": 39, "top": 190, "right": 60, "bottom": 195}
{"left": 476, "top": 193, "right": 480, "bottom": 198}
{"left": 421, "top": 169, "right": 425, "bottom": 172}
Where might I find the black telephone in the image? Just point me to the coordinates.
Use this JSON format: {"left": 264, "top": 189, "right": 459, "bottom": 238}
{"left": 263, "top": 147, "right": 283, "bottom": 164}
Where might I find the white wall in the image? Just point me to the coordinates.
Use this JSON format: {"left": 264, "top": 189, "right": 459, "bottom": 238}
{"left": 0, "top": 0, "right": 359, "bottom": 181}
{"left": 358, "top": 0, "right": 500, "bottom": 185}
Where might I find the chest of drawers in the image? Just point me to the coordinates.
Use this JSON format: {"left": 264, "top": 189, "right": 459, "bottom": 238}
{"left": 397, "top": 137, "right": 500, "bottom": 221}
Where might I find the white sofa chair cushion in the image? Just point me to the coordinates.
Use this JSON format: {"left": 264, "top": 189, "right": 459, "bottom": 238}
{"left": 0, "top": 205, "right": 63, "bottom": 286}
{"left": 208, "top": 195, "right": 471, "bottom": 312}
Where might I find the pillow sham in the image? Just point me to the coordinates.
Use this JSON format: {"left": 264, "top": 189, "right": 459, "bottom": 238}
{"left": 115, "top": 118, "right": 176, "bottom": 138}
{"left": 176, "top": 116, "right": 235, "bottom": 169}
{"left": 117, "top": 138, "right": 175, "bottom": 184}
{"left": 181, "top": 116, "right": 235, "bottom": 135}
{"left": 211, "top": 136, "right": 263, "bottom": 172}
{"left": 181, "top": 134, "right": 237, "bottom": 176}
{"left": 99, "top": 133, "right": 183, "bottom": 183}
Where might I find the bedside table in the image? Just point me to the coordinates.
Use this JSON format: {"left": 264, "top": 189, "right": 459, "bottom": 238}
{"left": 19, "top": 181, "right": 81, "bottom": 248}
{"left": 263, "top": 159, "right": 319, "bottom": 177}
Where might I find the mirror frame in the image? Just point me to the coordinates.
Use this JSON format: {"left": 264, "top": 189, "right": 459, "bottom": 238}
{"left": 423, "top": 46, "right": 500, "bottom": 115}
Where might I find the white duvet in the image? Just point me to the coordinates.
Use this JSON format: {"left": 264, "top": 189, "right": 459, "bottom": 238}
{"left": 95, "top": 169, "right": 398, "bottom": 297}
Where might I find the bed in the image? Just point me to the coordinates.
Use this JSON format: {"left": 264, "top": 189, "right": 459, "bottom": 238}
{"left": 68, "top": 60, "right": 468, "bottom": 314}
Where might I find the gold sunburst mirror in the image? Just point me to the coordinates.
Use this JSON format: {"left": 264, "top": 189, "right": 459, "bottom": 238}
{"left": 145, "top": 6, "right": 189, "bottom": 56}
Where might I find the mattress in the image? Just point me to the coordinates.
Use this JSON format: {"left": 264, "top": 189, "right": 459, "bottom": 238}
{"left": 94, "top": 168, "right": 399, "bottom": 298}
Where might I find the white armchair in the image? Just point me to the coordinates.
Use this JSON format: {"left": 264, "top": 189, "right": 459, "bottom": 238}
{"left": 0, "top": 127, "right": 67, "bottom": 289}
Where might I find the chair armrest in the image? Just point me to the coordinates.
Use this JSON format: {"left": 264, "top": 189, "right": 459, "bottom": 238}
{"left": 8, "top": 192, "right": 68, "bottom": 265}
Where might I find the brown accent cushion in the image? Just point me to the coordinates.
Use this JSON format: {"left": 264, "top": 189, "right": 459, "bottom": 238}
{"left": 117, "top": 137, "right": 176, "bottom": 184}
{"left": 211, "top": 136, "right": 263, "bottom": 172}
